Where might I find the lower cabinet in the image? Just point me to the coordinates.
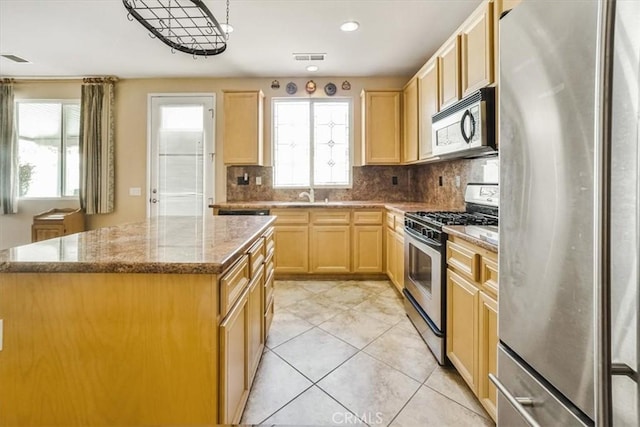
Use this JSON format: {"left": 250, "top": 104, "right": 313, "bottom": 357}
{"left": 310, "top": 225, "right": 351, "bottom": 273}
{"left": 247, "top": 266, "right": 265, "bottom": 384}
{"left": 446, "top": 269, "right": 479, "bottom": 390}
{"left": 274, "top": 225, "right": 309, "bottom": 273}
{"left": 219, "top": 287, "right": 250, "bottom": 425}
{"left": 385, "top": 211, "right": 405, "bottom": 292}
{"left": 445, "top": 235, "right": 498, "bottom": 422}
{"left": 478, "top": 291, "right": 498, "bottom": 420}
{"left": 352, "top": 225, "right": 383, "bottom": 273}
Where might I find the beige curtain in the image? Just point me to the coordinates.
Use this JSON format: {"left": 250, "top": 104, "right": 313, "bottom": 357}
{"left": 80, "top": 77, "right": 116, "bottom": 215}
{"left": 0, "top": 80, "right": 17, "bottom": 215}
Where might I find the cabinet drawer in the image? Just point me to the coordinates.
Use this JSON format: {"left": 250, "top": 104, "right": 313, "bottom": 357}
{"left": 263, "top": 226, "right": 275, "bottom": 257}
{"left": 248, "top": 238, "right": 265, "bottom": 278}
{"left": 481, "top": 257, "right": 499, "bottom": 298}
{"left": 271, "top": 209, "right": 309, "bottom": 224}
{"left": 386, "top": 212, "right": 396, "bottom": 230}
{"left": 447, "top": 240, "right": 480, "bottom": 282}
{"left": 264, "top": 268, "right": 274, "bottom": 311}
{"left": 265, "top": 249, "right": 275, "bottom": 277}
{"left": 220, "top": 255, "right": 250, "bottom": 318}
{"left": 310, "top": 209, "right": 350, "bottom": 225}
{"left": 353, "top": 210, "right": 383, "bottom": 225}
{"left": 264, "top": 295, "right": 275, "bottom": 336}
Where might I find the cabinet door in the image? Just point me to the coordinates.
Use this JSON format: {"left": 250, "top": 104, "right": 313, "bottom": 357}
{"left": 353, "top": 226, "right": 383, "bottom": 273}
{"left": 223, "top": 91, "right": 264, "bottom": 165}
{"left": 310, "top": 225, "right": 350, "bottom": 273}
{"left": 461, "top": 1, "right": 494, "bottom": 96}
{"left": 247, "top": 267, "right": 264, "bottom": 385}
{"left": 392, "top": 231, "right": 405, "bottom": 293}
{"left": 219, "top": 289, "right": 249, "bottom": 425}
{"left": 446, "top": 269, "right": 479, "bottom": 393}
{"left": 362, "top": 91, "right": 401, "bottom": 164}
{"left": 417, "top": 59, "right": 438, "bottom": 160}
{"left": 386, "top": 227, "right": 396, "bottom": 284}
{"left": 402, "top": 78, "right": 419, "bottom": 163}
{"left": 438, "top": 36, "right": 461, "bottom": 109}
{"left": 32, "top": 225, "right": 64, "bottom": 242}
{"left": 274, "top": 225, "right": 309, "bottom": 273}
{"left": 478, "top": 291, "right": 498, "bottom": 422}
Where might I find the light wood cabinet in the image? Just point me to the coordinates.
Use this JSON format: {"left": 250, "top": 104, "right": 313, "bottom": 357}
{"left": 362, "top": 90, "right": 402, "bottom": 165}
{"left": 461, "top": 1, "right": 494, "bottom": 97}
{"left": 446, "top": 269, "right": 479, "bottom": 391}
{"left": 247, "top": 265, "right": 265, "bottom": 385}
{"left": 417, "top": 59, "right": 439, "bottom": 160}
{"left": 446, "top": 235, "right": 498, "bottom": 422}
{"left": 385, "top": 210, "right": 405, "bottom": 293}
{"left": 310, "top": 225, "right": 351, "bottom": 273}
{"left": 353, "top": 226, "right": 383, "bottom": 273}
{"left": 402, "top": 78, "right": 419, "bottom": 163}
{"left": 273, "top": 225, "right": 309, "bottom": 273}
{"left": 478, "top": 290, "right": 498, "bottom": 420}
{"left": 219, "top": 286, "right": 250, "bottom": 425}
{"left": 438, "top": 35, "right": 461, "bottom": 109}
{"left": 223, "top": 90, "right": 264, "bottom": 165}
{"left": 31, "top": 208, "right": 85, "bottom": 242}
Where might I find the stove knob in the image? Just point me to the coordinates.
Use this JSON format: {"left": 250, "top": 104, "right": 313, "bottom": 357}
{"left": 426, "top": 230, "right": 434, "bottom": 239}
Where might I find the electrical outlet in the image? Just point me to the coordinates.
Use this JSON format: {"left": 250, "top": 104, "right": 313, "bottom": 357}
{"left": 256, "top": 176, "right": 262, "bottom": 185}
{"left": 455, "top": 176, "right": 461, "bottom": 188}
{"left": 438, "top": 176, "right": 443, "bottom": 186}
{"left": 392, "top": 176, "right": 398, "bottom": 185}
{"left": 237, "top": 176, "right": 249, "bottom": 185}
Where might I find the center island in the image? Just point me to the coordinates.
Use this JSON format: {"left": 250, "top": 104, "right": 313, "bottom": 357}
{"left": 0, "top": 215, "right": 276, "bottom": 426}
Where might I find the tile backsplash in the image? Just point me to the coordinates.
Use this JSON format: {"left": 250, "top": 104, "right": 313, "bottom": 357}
{"left": 226, "top": 156, "right": 499, "bottom": 208}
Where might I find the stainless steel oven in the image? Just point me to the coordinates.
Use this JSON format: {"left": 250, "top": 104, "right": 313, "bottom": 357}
{"left": 403, "top": 183, "right": 499, "bottom": 366}
{"left": 403, "top": 227, "right": 446, "bottom": 364}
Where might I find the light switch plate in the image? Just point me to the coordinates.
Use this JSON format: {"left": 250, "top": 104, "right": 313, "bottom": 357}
{"left": 256, "top": 176, "right": 262, "bottom": 185}
{"left": 129, "top": 187, "right": 142, "bottom": 196}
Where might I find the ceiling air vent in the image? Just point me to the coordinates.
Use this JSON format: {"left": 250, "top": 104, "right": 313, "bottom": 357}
{"left": 1, "top": 54, "right": 30, "bottom": 63}
{"left": 293, "top": 53, "right": 326, "bottom": 62}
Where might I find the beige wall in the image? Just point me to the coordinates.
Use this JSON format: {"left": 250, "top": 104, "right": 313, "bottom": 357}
{"left": 0, "top": 76, "right": 406, "bottom": 247}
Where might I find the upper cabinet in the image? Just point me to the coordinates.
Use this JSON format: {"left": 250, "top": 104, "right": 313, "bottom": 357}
{"left": 402, "top": 78, "right": 419, "bottom": 163}
{"left": 223, "top": 90, "right": 264, "bottom": 165}
{"left": 417, "top": 59, "right": 439, "bottom": 160}
{"left": 460, "top": 1, "right": 494, "bottom": 97}
{"left": 362, "top": 90, "right": 402, "bottom": 165}
{"left": 438, "top": 35, "right": 461, "bottom": 110}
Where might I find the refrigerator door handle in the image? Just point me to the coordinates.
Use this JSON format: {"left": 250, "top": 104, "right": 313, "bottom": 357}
{"left": 489, "top": 373, "right": 542, "bottom": 427}
{"left": 611, "top": 363, "right": 638, "bottom": 382}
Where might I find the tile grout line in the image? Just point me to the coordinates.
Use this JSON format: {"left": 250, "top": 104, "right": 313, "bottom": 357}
{"left": 384, "top": 379, "right": 425, "bottom": 427}
{"left": 422, "top": 382, "right": 492, "bottom": 421}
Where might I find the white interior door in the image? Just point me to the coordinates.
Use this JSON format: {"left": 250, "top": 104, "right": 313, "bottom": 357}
{"left": 149, "top": 95, "right": 215, "bottom": 218}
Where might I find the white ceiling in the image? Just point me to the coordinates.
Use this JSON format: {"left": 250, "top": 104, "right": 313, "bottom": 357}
{"left": 0, "top": 0, "right": 482, "bottom": 79}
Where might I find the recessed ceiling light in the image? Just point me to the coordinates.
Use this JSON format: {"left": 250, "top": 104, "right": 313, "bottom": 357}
{"left": 306, "top": 65, "right": 319, "bottom": 72}
{"left": 340, "top": 21, "right": 359, "bottom": 32}
{"left": 219, "top": 23, "right": 234, "bottom": 34}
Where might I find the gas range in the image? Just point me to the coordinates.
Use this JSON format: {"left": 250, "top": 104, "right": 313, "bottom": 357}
{"left": 404, "top": 184, "right": 499, "bottom": 245}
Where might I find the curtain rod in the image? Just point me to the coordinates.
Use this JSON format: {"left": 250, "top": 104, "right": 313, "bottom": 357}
{"left": 1, "top": 77, "right": 119, "bottom": 84}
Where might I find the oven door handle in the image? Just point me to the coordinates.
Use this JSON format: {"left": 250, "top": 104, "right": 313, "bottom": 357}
{"left": 405, "top": 227, "right": 442, "bottom": 250}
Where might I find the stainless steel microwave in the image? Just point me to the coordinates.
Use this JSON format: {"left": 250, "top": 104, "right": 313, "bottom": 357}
{"left": 431, "top": 87, "right": 496, "bottom": 158}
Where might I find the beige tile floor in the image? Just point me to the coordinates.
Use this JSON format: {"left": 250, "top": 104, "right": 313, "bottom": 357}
{"left": 241, "top": 280, "right": 494, "bottom": 426}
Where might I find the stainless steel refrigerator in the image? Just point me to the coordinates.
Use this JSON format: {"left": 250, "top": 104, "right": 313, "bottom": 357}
{"left": 494, "top": 0, "right": 639, "bottom": 425}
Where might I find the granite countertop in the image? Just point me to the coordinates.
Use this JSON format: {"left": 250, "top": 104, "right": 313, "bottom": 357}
{"left": 0, "top": 216, "right": 276, "bottom": 274}
{"left": 211, "top": 201, "right": 444, "bottom": 214}
{"left": 443, "top": 225, "right": 499, "bottom": 253}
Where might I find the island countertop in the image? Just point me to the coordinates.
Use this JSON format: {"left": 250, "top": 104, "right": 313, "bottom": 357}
{"left": 0, "top": 215, "right": 276, "bottom": 274}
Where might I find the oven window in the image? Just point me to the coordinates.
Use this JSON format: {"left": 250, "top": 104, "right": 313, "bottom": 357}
{"left": 409, "top": 242, "right": 432, "bottom": 295}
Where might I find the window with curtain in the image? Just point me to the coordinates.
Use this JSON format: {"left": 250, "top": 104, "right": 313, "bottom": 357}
{"left": 16, "top": 101, "right": 80, "bottom": 198}
{"left": 273, "top": 99, "right": 351, "bottom": 188}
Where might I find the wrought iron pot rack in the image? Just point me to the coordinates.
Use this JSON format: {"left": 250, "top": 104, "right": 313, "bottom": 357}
{"left": 123, "top": 0, "right": 229, "bottom": 57}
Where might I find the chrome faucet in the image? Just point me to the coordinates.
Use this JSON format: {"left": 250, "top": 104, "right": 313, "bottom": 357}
{"left": 298, "top": 188, "right": 315, "bottom": 203}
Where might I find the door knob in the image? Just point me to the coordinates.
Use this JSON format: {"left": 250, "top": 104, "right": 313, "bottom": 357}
{"left": 151, "top": 198, "right": 158, "bottom": 203}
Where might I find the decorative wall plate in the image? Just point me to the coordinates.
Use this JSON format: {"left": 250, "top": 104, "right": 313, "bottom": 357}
{"left": 324, "top": 82, "right": 337, "bottom": 96}
{"left": 341, "top": 80, "right": 351, "bottom": 90}
{"left": 305, "top": 80, "right": 317, "bottom": 94}
{"left": 271, "top": 80, "right": 280, "bottom": 89}
{"left": 286, "top": 82, "right": 297, "bottom": 95}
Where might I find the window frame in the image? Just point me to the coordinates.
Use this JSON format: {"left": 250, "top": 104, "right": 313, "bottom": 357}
{"left": 271, "top": 97, "right": 354, "bottom": 189}
{"left": 15, "top": 99, "right": 81, "bottom": 200}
